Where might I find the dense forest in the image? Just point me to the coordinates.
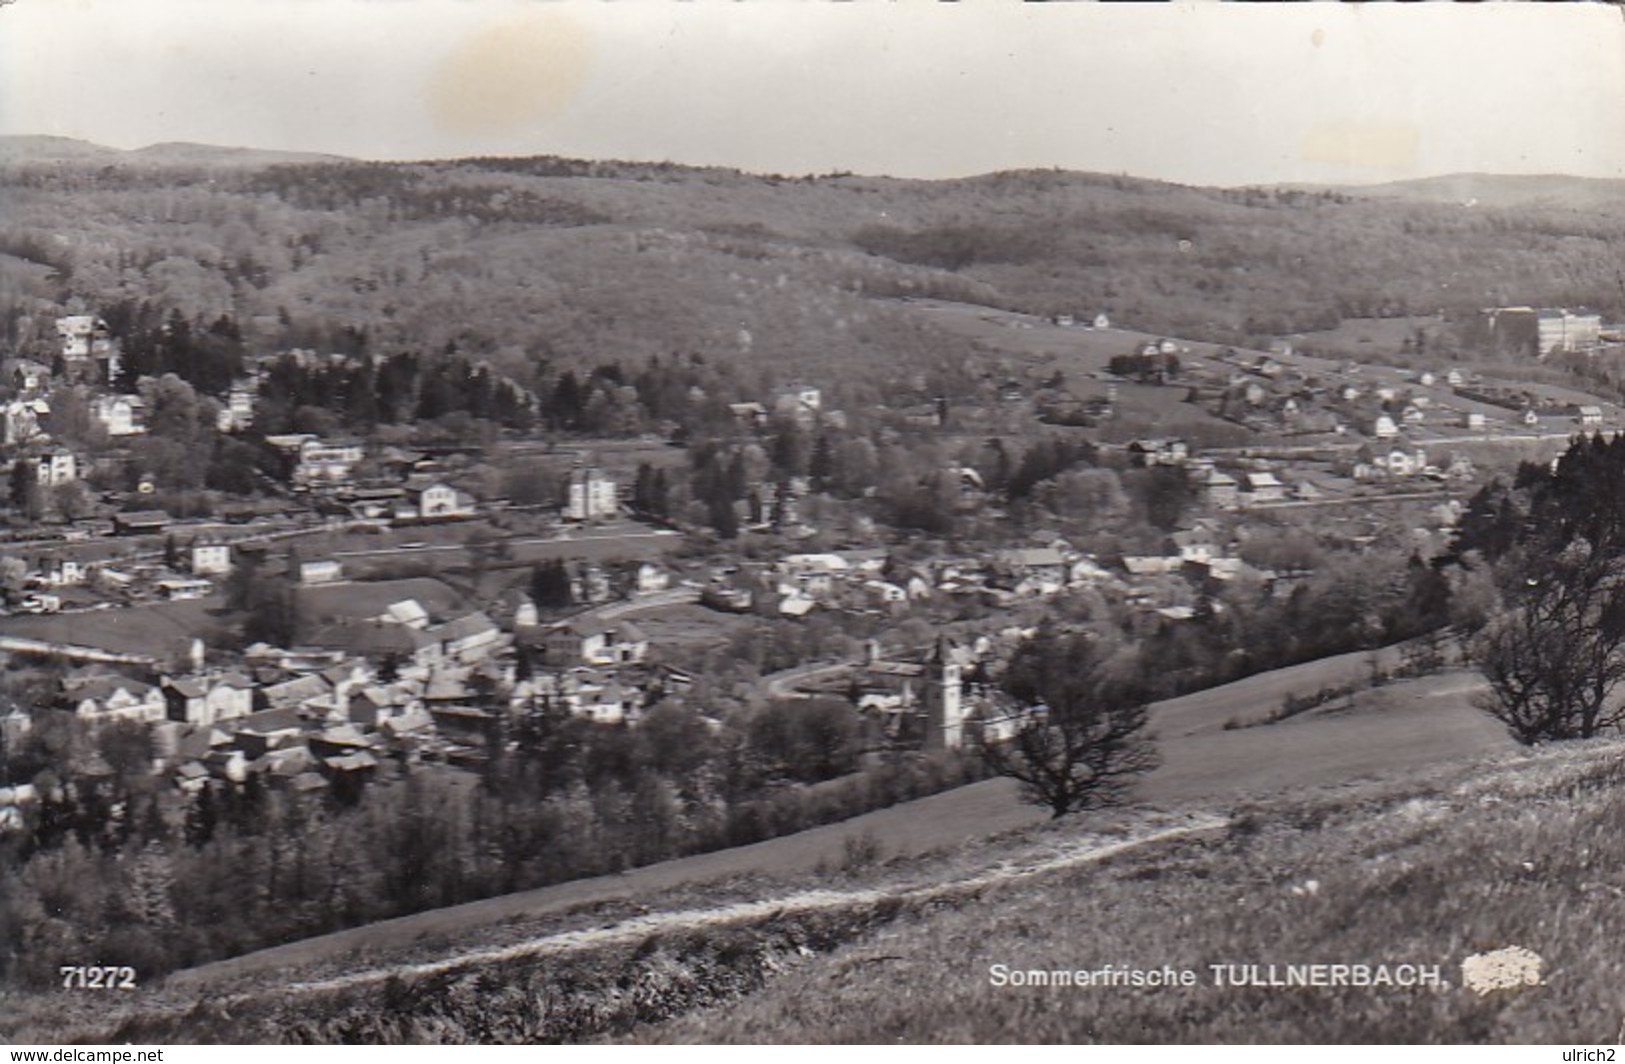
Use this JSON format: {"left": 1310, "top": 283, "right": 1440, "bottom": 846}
{"left": 4, "top": 147, "right": 1623, "bottom": 401}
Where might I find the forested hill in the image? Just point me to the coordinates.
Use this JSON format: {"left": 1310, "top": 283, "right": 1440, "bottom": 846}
{"left": 3, "top": 137, "right": 1623, "bottom": 398}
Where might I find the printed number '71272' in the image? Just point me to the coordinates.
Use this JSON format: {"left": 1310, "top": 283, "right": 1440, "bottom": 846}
{"left": 60, "top": 965, "right": 138, "bottom": 989}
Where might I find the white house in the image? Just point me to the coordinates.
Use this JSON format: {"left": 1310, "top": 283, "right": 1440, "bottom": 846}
{"left": 407, "top": 480, "right": 474, "bottom": 519}
{"left": 1, "top": 398, "right": 48, "bottom": 445}
{"left": 29, "top": 449, "right": 77, "bottom": 487}
{"left": 542, "top": 618, "right": 649, "bottom": 667}
{"left": 216, "top": 386, "right": 255, "bottom": 432}
{"left": 564, "top": 467, "right": 618, "bottom": 521}
{"left": 634, "top": 562, "right": 671, "bottom": 594}
{"left": 42, "top": 558, "right": 87, "bottom": 586}
{"left": 300, "top": 559, "right": 344, "bottom": 585}
{"left": 92, "top": 394, "right": 145, "bottom": 437}
{"left": 864, "top": 579, "right": 909, "bottom": 606}
{"left": 57, "top": 315, "right": 107, "bottom": 359}
{"left": 156, "top": 577, "right": 212, "bottom": 601}
{"left": 293, "top": 438, "right": 365, "bottom": 486}
{"left": 772, "top": 383, "right": 822, "bottom": 417}
{"left": 190, "top": 542, "right": 232, "bottom": 576}
{"left": 163, "top": 676, "right": 220, "bottom": 727}
{"left": 68, "top": 675, "right": 167, "bottom": 726}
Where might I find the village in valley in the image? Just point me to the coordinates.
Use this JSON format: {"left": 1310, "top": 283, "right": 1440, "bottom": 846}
{"left": 10, "top": 0, "right": 1625, "bottom": 1045}
{"left": 3, "top": 294, "right": 1622, "bottom": 823}
{"left": 1, "top": 107, "right": 1625, "bottom": 1042}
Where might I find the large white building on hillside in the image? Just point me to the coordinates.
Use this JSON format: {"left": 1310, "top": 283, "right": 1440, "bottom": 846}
{"left": 565, "top": 466, "right": 618, "bottom": 521}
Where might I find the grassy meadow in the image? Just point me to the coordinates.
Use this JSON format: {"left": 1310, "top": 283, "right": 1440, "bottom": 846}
{"left": 9, "top": 735, "right": 1625, "bottom": 1044}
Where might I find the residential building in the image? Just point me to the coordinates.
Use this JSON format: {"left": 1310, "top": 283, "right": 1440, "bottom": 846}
{"left": 31, "top": 448, "right": 77, "bottom": 487}
{"left": 404, "top": 479, "right": 476, "bottom": 519}
{"left": 56, "top": 315, "right": 121, "bottom": 381}
{"left": 92, "top": 394, "right": 145, "bottom": 436}
{"left": 997, "top": 547, "right": 1069, "bottom": 593}
{"left": 216, "top": 385, "right": 256, "bottom": 432}
{"left": 433, "top": 612, "right": 505, "bottom": 663}
{"left": 156, "top": 577, "right": 213, "bottom": 601}
{"left": 42, "top": 558, "right": 86, "bottom": 586}
{"left": 113, "top": 510, "right": 168, "bottom": 536}
{"left": 206, "top": 673, "right": 256, "bottom": 724}
{"left": 293, "top": 438, "right": 365, "bottom": 487}
{"left": 771, "top": 383, "right": 822, "bottom": 418}
{"left": 1240, "top": 471, "right": 1286, "bottom": 506}
{"left": 1537, "top": 308, "right": 1602, "bottom": 355}
{"left": 190, "top": 542, "right": 232, "bottom": 576}
{"left": 633, "top": 562, "right": 670, "bottom": 594}
{"left": 66, "top": 674, "right": 167, "bottom": 726}
{"left": 300, "top": 559, "right": 344, "bottom": 585}
{"left": 1195, "top": 466, "right": 1239, "bottom": 510}
{"left": 0, "top": 398, "right": 48, "bottom": 446}
{"left": 564, "top": 466, "right": 618, "bottom": 521}
{"left": 1125, "top": 439, "right": 1189, "bottom": 468}
{"left": 540, "top": 618, "right": 649, "bottom": 667}
{"left": 5, "top": 357, "right": 50, "bottom": 393}
{"left": 1483, "top": 306, "right": 1603, "bottom": 356}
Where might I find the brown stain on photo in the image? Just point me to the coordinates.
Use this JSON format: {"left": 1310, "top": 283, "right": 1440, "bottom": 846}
{"left": 1300, "top": 121, "right": 1421, "bottom": 172}
{"left": 426, "top": 11, "right": 592, "bottom": 138}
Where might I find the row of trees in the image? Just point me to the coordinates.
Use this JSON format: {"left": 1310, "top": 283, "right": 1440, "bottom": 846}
{"left": 0, "top": 695, "right": 977, "bottom": 986}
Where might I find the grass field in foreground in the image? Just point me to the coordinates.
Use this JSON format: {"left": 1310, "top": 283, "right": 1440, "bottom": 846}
{"left": 8, "top": 738, "right": 1624, "bottom": 1044}
{"left": 645, "top": 741, "right": 1625, "bottom": 1045}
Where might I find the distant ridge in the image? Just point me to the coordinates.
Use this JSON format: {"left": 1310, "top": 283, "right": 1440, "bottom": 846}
{"left": 1281, "top": 172, "right": 1625, "bottom": 213}
{"left": 0, "top": 135, "right": 347, "bottom": 168}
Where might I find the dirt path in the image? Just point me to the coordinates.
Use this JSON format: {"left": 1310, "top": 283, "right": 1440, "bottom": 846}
{"left": 164, "top": 653, "right": 1506, "bottom": 994}
{"left": 252, "top": 814, "right": 1229, "bottom": 1000}
{"left": 164, "top": 776, "right": 1047, "bottom": 991}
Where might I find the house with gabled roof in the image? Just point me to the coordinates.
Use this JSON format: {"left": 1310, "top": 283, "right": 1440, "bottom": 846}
{"left": 258, "top": 673, "right": 332, "bottom": 713}
{"left": 231, "top": 707, "right": 311, "bottom": 757}
{"left": 540, "top": 617, "right": 649, "bottom": 667}
{"left": 65, "top": 674, "right": 166, "bottom": 726}
{"left": 1239, "top": 471, "right": 1286, "bottom": 506}
{"left": 404, "top": 479, "right": 476, "bottom": 520}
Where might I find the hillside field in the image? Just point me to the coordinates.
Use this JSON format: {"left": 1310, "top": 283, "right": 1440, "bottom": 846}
{"left": 0, "top": 652, "right": 1554, "bottom": 1044}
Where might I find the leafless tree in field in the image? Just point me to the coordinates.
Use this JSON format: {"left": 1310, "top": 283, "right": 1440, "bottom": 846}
{"left": 979, "top": 629, "right": 1159, "bottom": 818}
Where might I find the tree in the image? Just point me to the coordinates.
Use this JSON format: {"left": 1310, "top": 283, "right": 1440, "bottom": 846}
{"left": 7, "top": 460, "right": 41, "bottom": 520}
{"left": 1475, "top": 544, "right": 1625, "bottom": 744}
{"left": 529, "top": 559, "right": 574, "bottom": 610}
{"left": 980, "top": 629, "right": 1159, "bottom": 818}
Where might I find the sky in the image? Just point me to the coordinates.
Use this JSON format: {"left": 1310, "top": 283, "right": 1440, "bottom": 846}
{"left": 2, "top": 0, "right": 1624, "bottom": 187}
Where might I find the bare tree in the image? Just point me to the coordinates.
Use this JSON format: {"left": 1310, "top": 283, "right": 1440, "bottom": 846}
{"left": 979, "top": 628, "right": 1159, "bottom": 818}
{"left": 1475, "top": 545, "right": 1625, "bottom": 743}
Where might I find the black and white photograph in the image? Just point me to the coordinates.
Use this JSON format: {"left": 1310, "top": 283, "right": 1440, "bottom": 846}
{"left": 1, "top": 0, "right": 1624, "bottom": 1047}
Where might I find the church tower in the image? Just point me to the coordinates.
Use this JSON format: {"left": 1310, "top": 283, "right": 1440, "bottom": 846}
{"left": 922, "top": 635, "right": 965, "bottom": 751}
